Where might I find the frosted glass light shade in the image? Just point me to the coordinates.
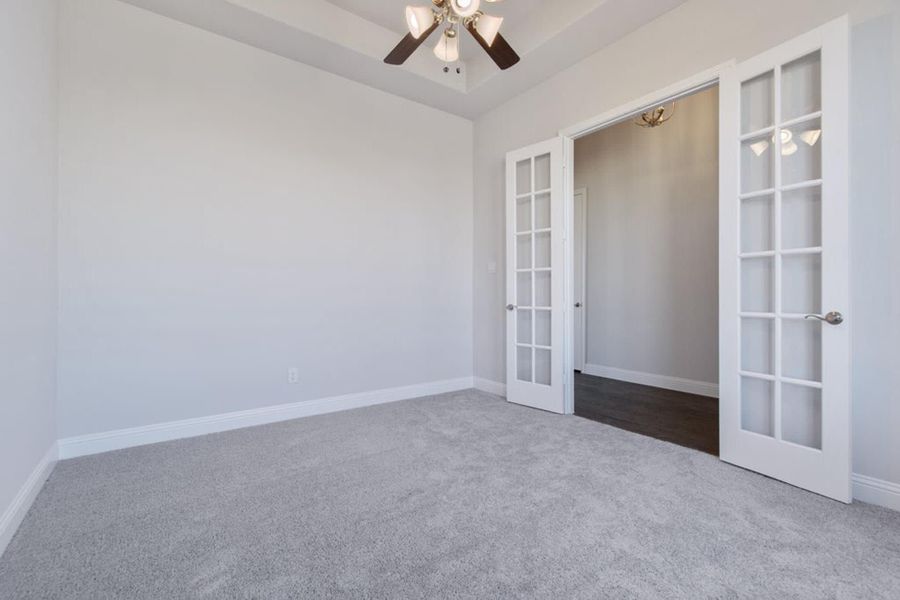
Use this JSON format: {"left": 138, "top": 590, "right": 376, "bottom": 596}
{"left": 475, "top": 14, "right": 503, "bottom": 46}
{"left": 434, "top": 32, "right": 459, "bottom": 62}
{"left": 405, "top": 6, "right": 435, "bottom": 39}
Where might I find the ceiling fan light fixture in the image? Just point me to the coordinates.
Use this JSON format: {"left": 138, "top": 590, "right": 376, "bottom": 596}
{"left": 449, "top": 0, "right": 481, "bottom": 18}
{"left": 434, "top": 30, "right": 460, "bottom": 62}
{"left": 474, "top": 13, "right": 503, "bottom": 46}
{"left": 405, "top": 5, "right": 435, "bottom": 39}
{"left": 385, "top": 0, "right": 519, "bottom": 70}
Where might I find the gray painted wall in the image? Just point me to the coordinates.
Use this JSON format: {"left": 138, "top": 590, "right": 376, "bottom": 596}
{"left": 574, "top": 86, "right": 719, "bottom": 385}
{"left": 56, "top": 0, "right": 474, "bottom": 438}
{"left": 0, "top": 0, "right": 59, "bottom": 547}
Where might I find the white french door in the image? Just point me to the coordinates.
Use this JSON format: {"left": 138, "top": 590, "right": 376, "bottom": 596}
{"left": 719, "top": 18, "right": 851, "bottom": 501}
{"left": 505, "top": 138, "right": 567, "bottom": 413}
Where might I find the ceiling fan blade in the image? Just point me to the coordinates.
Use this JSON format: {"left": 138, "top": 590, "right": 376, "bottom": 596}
{"left": 465, "top": 23, "right": 520, "bottom": 70}
{"left": 384, "top": 21, "right": 440, "bottom": 65}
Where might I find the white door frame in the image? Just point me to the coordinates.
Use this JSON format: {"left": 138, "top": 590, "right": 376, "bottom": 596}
{"left": 557, "top": 62, "right": 733, "bottom": 415}
{"left": 574, "top": 188, "right": 587, "bottom": 372}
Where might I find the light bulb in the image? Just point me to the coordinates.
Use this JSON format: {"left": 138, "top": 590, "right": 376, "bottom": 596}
{"left": 449, "top": 0, "right": 480, "bottom": 18}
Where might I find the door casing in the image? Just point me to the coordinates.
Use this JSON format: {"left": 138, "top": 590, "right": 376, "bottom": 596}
{"left": 573, "top": 188, "right": 587, "bottom": 373}
{"left": 557, "top": 62, "right": 732, "bottom": 414}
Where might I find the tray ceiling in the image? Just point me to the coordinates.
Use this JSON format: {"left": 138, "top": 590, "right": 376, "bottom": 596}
{"left": 119, "top": 0, "right": 687, "bottom": 118}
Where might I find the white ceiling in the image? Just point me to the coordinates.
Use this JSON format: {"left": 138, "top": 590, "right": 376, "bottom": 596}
{"left": 119, "top": 0, "right": 687, "bottom": 118}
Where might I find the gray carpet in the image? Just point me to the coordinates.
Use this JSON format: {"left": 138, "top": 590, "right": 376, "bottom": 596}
{"left": 1, "top": 390, "right": 899, "bottom": 599}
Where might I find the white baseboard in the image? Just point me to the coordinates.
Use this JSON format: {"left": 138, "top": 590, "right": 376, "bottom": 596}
{"left": 58, "top": 376, "right": 475, "bottom": 459}
{"left": 582, "top": 364, "right": 719, "bottom": 398}
{"left": 44, "top": 376, "right": 900, "bottom": 517}
{"left": 0, "top": 443, "right": 57, "bottom": 558}
{"left": 853, "top": 473, "right": 900, "bottom": 512}
{"left": 474, "top": 377, "right": 506, "bottom": 397}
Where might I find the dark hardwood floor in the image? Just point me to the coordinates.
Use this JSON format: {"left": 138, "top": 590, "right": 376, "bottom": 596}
{"left": 575, "top": 372, "right": 719, "bottom": 455}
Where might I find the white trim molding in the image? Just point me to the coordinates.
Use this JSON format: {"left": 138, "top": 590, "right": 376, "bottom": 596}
{"left": 582, "top": 364, "right": 719, "bottom": 398}
{"left": 58, "top": 377, "right": 475, "bottom": 459}
{"left": 852, "top": 473, "right": 900, "bottom": 512}
{"left": 0, "top": 444, "right": 57, "bottom": 558}
{"left": 559, "top": 61, "right": 733, "bottom": 140}
{"left": 474, "top": 377, "right": 507, "bottom": 397}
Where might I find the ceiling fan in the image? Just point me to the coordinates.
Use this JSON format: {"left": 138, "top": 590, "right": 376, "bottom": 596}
{"left": 384, "top": 0, "right": 520, "bottom": 71}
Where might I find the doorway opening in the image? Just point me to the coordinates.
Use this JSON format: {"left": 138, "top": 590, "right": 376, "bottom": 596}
{"left": 571, "top": 85, "right": 720, "bottom": 455}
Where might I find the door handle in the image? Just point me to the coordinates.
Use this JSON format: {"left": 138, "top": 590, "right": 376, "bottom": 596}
{"left": 574, "top": 302, "right": 582, "bottom": 308}
{"left": 506, "top": 304, "right": 516, "bottom": 311}
{"left": 804, "top": 311, "right": 844, "bottom": 325}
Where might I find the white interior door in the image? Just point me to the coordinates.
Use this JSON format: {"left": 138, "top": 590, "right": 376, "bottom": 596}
{"left": 719, "top": 18, "right": 851, "bottom": 502}
{"left": 574, "top": 188, "right": 586, "bottom": 372}
{"left": 506, "top": 138, "right": 566, "bottom": 413}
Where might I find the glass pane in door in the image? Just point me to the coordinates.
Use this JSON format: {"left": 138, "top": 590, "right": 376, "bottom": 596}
{"left": 516, "top": 234, "right": 531, "bottom": 269}
{"left": 782, "top": 187, "right": 822, "bottom": 249}
{"left": 782, "top": 254, "right": 821, "bottom": 314}
{"left": 534, "top": 193, "right": 551, "bottom": 229}
{"left": 534, "top": 154, "right": 551, "bottom": 191}
{"left": 741, "top": 195, "right": 774, "bottom": 253}
{"left": 741, "top": 257, "right": 774, "bottom": 312}
{"left": 781, "top": 51, "right": 821, "bottom": 120}
{"left": 534, "top": 232, "right": 551, "bottom": 269}
{"left": 741, "top": 317, "right": 774, "bottom": 375}
{"left": 535, "top": 310, "right": 551, "bottom": 347}
{"left": 741, "top": 377, "right": 774, "bottom": 437}
{"left": 516, "top": 159, "right": 531, "bottom": 194}
{"left": 517, "top": 272, "right": 532, "bottom": 307}
{"left": 782, "top": 117, "right": 822, "bottom": 185}
{"left": 517, "top": 346, "right": 533, "bottom": 382}
{"left": 741, "top": 136, "right": 774, "bottom": 193}
{"left": 535, "top": 349, "right": 551, "bottom": 385}
{"left": 741, "top": 71, "right": 774, "bottom": 133}
{"left": 781, "top": 384, "right": 822, "bottom": 449}
{"left": 782, "top": 319, "right": 821, "bottom": 382}
{"left": 516, "top": 196, "right": 531, "bottom": 232}
{"left": 517, "top": 309, "right": 532, "bottom": 345}
{"left": 534, "top": 271, "right": 551, "bottom": 308}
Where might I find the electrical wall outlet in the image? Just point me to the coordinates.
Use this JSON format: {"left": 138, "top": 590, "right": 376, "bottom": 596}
{"left": 287, "top": 367, "right": 299, "bottom": 384}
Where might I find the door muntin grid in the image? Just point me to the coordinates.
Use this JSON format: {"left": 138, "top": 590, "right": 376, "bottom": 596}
{"left": 737, "top": 51, "right": 824, "bottom": 451}
{"left": 515, "top": 153, "right": 552, "bottom": 386}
